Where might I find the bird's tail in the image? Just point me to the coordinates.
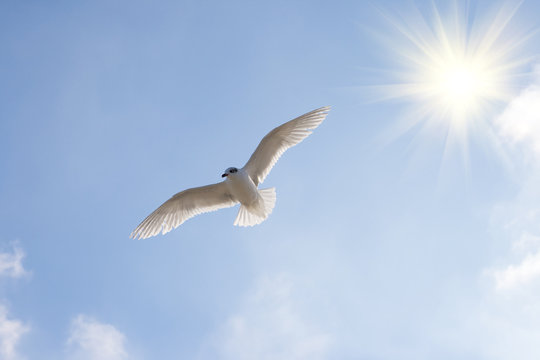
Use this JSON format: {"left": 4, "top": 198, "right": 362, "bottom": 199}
{"left": 233, "top": 187, "right": 276, "bottom": 227}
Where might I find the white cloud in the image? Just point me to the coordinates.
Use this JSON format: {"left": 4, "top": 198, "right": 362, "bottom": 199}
{"left": 66, "top": 315, "right": 128, "bottom": 360}
{"left": 0, "top": 305, "right": 29, "bottom": 360}
{"left": 496, "top": 65, "right": 540, "bottom": 160}
{"left": 492, "top": 249, "right": 540, "bottom": 290}
{"left": 512, "top": 232, "right": 540, "bottom": 253}
{"left": 207, "top": 274, "right": 332, "bottom": 360}
{"left": 465, "top": 64, "right": 540, "bottom": 359}
{"left": 0, "top": 243, "right": 28, "bottom": 279}
{"left": 491, "top": 232, "right": 540, "bottom": 291}
{"left": 488, "top": 66, "right": 540, "bottom": 291}
{"left": 0, "top": 243, "right": 30, "bottom": 360}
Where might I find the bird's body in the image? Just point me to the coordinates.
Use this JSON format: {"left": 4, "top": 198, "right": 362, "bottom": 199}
{"left": 224, "top": 167, "right": 276, "bottom": 226}
{"left": 225, "top": 168, "right": 259, "bottom": 206}
{"left": 130, "top": 106, "right": 330, "bottom": 239}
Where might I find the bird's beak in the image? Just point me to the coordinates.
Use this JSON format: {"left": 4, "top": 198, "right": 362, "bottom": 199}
{"left": 222, "top": 173, "right": 228, "bottom": 178}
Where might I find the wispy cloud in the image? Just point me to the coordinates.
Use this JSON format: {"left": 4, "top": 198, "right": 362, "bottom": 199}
{"left": 206, "top": 274, "right": 332, "bottom": 360}
{"left": 496, "top": 65, "right": 540, "bottom": 159}
{"left": 461, "top": 63, "right": 540, "bottom": 360}
{"left": 66, "top": 315, "right": 128, "bottom": 360}
{"left": 492, "top": 249, "right": 540, "bottom": 291}
{"left": 0, "top": 243, "right": 28, "bottom": 279}
{"left": 488, "top": 65, "right": 540, "bottom": 291}
{"left": 0, "top": 305, "right": 29, "bottom": 360}
{"left": 0, "top": 242, "right": 30, "bottom": 360}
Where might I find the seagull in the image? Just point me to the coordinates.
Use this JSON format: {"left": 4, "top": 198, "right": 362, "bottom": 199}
{"left": 130, "top": 106, "right": 330, "bottom": 240}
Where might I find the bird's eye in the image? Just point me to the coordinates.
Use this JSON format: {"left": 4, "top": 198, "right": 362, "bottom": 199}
{"left": 231, "top": 169, "right": 237, "bottom": 173}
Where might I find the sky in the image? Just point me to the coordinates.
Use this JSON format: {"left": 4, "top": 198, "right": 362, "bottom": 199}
{"left": 1, "top": 0, "right": 540, "bottom": 359}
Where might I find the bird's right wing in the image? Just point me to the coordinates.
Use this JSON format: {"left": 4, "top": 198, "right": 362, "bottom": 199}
{"left": 130, "top": 182, "right": 236, "bottom": 240}
{"left": 243, "top": 106, "right": 330, "bottom": 186}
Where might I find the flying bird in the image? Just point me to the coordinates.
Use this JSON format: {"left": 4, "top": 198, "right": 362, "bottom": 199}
{"left": 130, "top": 106, "right": 330, "bottom": 239}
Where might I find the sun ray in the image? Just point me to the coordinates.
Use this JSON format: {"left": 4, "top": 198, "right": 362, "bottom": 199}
{"left": 369, "top": 0, "right": 535, "bottom": 166}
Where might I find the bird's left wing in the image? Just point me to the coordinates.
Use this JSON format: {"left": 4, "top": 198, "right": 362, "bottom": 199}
{"left": 243, "top": 106, "right": 330, "bottom": 186}
{"left": 130, "top": 182, "right": 236, "bottom": 240}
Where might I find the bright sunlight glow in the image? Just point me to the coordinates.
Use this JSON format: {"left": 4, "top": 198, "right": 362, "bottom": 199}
{"left": 373, "top": 1, "right": 532, "bottom": 152}
{"left": 440, "top": 65, "right": 483, "bottom": 104}
{"left": 429, "top": 58, "right": 491, "bottom": 118}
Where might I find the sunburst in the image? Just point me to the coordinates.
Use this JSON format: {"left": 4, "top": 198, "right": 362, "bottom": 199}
{"left": 371, "top": 1, "right": 533, "bottom": 157}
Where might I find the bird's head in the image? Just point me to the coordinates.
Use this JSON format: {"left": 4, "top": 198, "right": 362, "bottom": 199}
{"left": 222, "top": 167, "right": 238, "bottom": 178}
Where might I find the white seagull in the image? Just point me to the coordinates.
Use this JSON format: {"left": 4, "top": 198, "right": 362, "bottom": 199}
{"left": 130, "top": 106, "right": 330, "bottom": 240}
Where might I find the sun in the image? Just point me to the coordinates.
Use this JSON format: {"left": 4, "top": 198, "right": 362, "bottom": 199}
{"left": 438, "top": 62, "right": 485, "bottom": 107}
{"left": 425, "top": 54, "right": 493, "bottom": 123}
{"left": 371, "top": 1, "right": 532, "bottom": 151}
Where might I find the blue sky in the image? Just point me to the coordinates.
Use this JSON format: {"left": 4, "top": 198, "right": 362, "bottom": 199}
{"left": 2, "top": 0, "right": 540, "bottom": 359}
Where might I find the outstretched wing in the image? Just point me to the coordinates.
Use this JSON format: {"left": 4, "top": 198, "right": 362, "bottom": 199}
{"left": 130, "top": 182, "right": 236, "bottom": 240}
{"left": 243, "top": 106, "right": 330, "bottom": 186}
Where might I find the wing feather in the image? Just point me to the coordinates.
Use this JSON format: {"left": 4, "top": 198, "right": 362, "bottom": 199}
{"left": 130, "top": 182, "right": 236, "bottom": 239}
{"left": 243, "top": 106, "right": 330, "bottom": 186}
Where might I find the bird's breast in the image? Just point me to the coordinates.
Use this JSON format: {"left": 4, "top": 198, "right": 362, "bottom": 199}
{"left": 226, "top": 171, "right": 259, "bottom": 205}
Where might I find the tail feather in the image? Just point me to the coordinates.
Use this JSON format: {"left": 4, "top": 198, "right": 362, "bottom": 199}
{"left": 259, "top": 187, "right": 276, "bottom": 215}
{"left": 234, "top": 187, "right": 276, "bottom": 227}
